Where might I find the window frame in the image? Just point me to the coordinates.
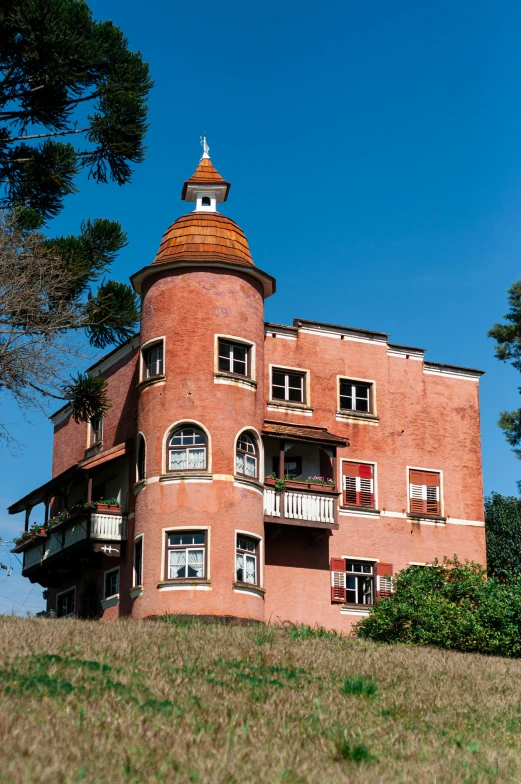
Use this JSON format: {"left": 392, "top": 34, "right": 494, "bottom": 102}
{"left": 164, "top": 530, "right": 208, "bottom": 582}
{"left": 133, "top": 535, "right": 144, "bottom": 588}
{"left": 56, "top": 586, "right": 76, "bottom": 618}
{"left": 136, "top": 432, "right": 146, "bottom": 482}
{"left": 234, "top": 530, "right": 263, "bottom": 589}
{"left": 271, "top": 455, "right": 302, "bottom": 480}
{"left": 140, "top": 336, "right": 166, "bottom": 383}
{"left": 90, "top": 414, "right": 103, "bottom": 446}
{"left": 269, "top": 365, "right": 308, "bottom": 405}
{"left": 337, "top": 376, "right": 376, "bottom": 416}
{"left": 407, "top": 465, "right": 443, "bottom": 518}
{"left": 235, "top": 431, "right": 258, "bottom": 479}
{"left": 215, "top": 334, "right": 255, "bottom": 380}
{"left": 235, "top": 535, "right": 259, "bottom": 586}
{"left": 341, "top": 459, "right": 378, "bottom": 510}
{"left": 104, "top": 567, "right": 120, "bottom": 600}
{"left": 167, "top": 425, "right": 208, "bottom": 473}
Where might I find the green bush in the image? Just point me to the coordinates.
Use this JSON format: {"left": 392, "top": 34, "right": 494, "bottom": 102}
{"left": 355, "top": 557, "right": 521, "bottom": 658}
{"left": 485, "top": 492, "right": 521, "bottom": 578}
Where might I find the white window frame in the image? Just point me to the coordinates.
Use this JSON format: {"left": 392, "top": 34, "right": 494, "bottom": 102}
{"left": 140, "top": 336, "right": 166, "bottom": 382}
{"left": 89, "top": 415, "right": 103, "bottom": 446}
{"left": 214, "top": 334, "right": 256, "bottom": 380}
{"left": 161, "top": 526, "right": 210, "bottom": 583}
{"left": 104, "top": 567, "right": 120, "bottom": 600}
{"left": 340, "top": 459, "right": 378, "bottom": 510}
{"left": 162, "top": 420, "right": 212, "bottom": 474}
{"left": 337, "top": 559, "right": 376, "bottom": 606}
{"left": 133, "top": 534, "right": 144, "bottom": 588}
{"left": 269, "top": 364, "right": 309, "bottom": 405}
{"left": 406, "top": 465, "right": 444, "bottom": 517}
{"left": 56, "top": 586, "right": 76, "bottom": 618}
{"left": 234, "top": 529, "right": 263, "bottom": 588}
{"left": 337, "top": 376, "right": 377, "bottom": 416}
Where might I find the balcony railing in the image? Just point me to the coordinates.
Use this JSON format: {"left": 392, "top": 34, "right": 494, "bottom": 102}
{"left": 264, "top": 485, "right": 338, "bottom": 528}
{"left": 22, "top": 512, "right": 127, "bottom": 573}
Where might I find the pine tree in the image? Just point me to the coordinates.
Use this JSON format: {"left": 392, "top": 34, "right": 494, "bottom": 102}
{"left": 0, "top": 0, "right": 153, "bottom": 433}
{"left": 489, "top": 282, "right": 521, "bottom": 456}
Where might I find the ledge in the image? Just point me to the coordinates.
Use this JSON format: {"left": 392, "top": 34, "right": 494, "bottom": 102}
{"left": 100, "top": 594, "right": 119, "bottom": 610}
{"left": 84, "top": 441, "right": 103, "bottom": 459}
{"left": 160, "top": 472, "right": 213, "bottom": 483}
{"left": 267, "top": 400, "right": 313, "bottom": 414}
{"left": 129, "top": 586, "right": 143, "bottom": 599}
{"left": 340, "top": 603, "right": 371, "bottom": 616}
{"left": 233, "top": 581, "right": 266, "bottom": 598}
{"left": 214, "top": 371, "right": 257, "bottom": 390}
{"left": 234, "top": 475, "right": 264, "bottom": 492}
{"left": 340, "top": 505, "right": 381, "bottom": 516}
{"left": 408, "top": 513, "right": 447, "bottom": 524}
{"left": 336, "top": 410, "right": 379, "bottom": 424}
{"left": 157, "top": 579, "right": 211, "bottom": 591}
{"left": 133, "top": 479, "right": 146, "bottom": 495}
{"left": 136, "top": 374, "right": 166, "bottom": 391}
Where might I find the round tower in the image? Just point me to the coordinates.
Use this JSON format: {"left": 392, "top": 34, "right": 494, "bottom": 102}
{"left": 130, "top": 139, "right": 275, "bottom": 621}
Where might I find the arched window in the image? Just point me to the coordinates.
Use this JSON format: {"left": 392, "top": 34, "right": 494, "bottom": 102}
{"left": 236, "top": 432, "right": 258, "bottom": 478}
{"left": 137, "top": 435, "right": 146, "bottom": 481}
{"left": 201, "top": 196, "right": 211, "bottom": 206}
{"left": 169, "top": 426, "right": 207, "bottom": 471}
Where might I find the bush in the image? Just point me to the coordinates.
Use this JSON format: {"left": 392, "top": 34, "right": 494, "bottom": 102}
{"left": 355, "top": 557, "right": 521, "bottom": 658}
{"left": 485, "top": 492, "right": 521, "bottom": 578}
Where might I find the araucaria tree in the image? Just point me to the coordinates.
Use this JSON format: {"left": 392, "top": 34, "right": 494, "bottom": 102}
{"left": 489, "top": 281, "right": 521, "bottom": 456}
{"left": 0, "top": 0, "right": 152, "bottom": 439}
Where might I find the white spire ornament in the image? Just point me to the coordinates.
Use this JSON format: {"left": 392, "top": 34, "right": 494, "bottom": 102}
{"left": 200, "top": 133, "right": 210, "bottom": 159}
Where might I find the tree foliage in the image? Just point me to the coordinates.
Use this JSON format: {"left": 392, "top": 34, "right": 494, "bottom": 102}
{"left": 485, "top": 491, "right": 521, "bottom": 579}
{"left": 489, "top": 281, "right": 521, "bottom": 455}
{"left": 0, "top": 0, "right": 152, "bottom": 438}
{"left": 356, "top": 558, "right": 521, "bottom": 658}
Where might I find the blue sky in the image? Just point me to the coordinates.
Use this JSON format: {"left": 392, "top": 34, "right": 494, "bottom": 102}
{"left": 1, "top": 0, "right": 521, "bottom": 613}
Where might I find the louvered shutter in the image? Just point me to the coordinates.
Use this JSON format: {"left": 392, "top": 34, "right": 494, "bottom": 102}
{"left": 409, "top": 470, "right": 440, "bottom": 515}
{"left": 330, "top": 557, "right": 346, "bottom": 603}
{"left": 343, "top": 463, "right": 374, "bottom": 508}
{"left": 376, "top": 562, "right": 393, "bottom": 598}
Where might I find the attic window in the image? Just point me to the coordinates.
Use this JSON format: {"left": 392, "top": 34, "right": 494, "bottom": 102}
{"left": 201, "top": 196, "right": 211, "bottom": 206}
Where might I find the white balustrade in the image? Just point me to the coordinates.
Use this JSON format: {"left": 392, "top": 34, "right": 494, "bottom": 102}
{"left": 90, "top": 513, "right": 127, "bottom": 540}
{"left": 263, "top": 487, "right": 335, "bottom": 524}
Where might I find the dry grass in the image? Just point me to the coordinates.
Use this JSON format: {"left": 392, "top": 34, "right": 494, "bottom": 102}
{"left": 1, "top": 616, "right": 521, "bottom": 783}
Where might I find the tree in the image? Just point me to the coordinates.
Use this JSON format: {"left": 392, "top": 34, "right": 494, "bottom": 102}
{"left": 485, "top": 492, "right": 521, "bottom": 579}
{"left": 0, "top": 0, "right": 152, "bottom": 437}
{"left": 489, "top": 282, "right": 521, "bottom": 456}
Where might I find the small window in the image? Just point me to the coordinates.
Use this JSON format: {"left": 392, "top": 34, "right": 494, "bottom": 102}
{"left": 272, "top": 456, "right": 302, "bottom": 480}
{"left": 57, "top": 588, "right": 75, "bottom": 618}
{"left": 271, "top": 368, "right": 305, "bottom": 403}
{"left": 236, "top": 432, "right": 258, "bottom": 478}
{"left": 137, "top": 435, "right": 146, "bottom": 481}
{"left": 90, "top": 415, "right": 103, "bottom": 444}
{"left": 218, "top": 339, "right": 250, "bottom": 377}
{"left": 133, "top": 538, "right": 143, "bottom": 587}
{"left": 409, "top": 470, "right": 441, "bottom": 516}
{"left": 166, "top": 531, "right": 206, "bottom": 580}
{"left": 104, "top": 568, "right": 119, "bottom": 599}
{"left": 330, "top": 558, "right": 374, "bottom": 605}
{"left": 236, "top": 536, "right": 258, "bottom": 585}
{"left": 342, "top": 462, "right": 375, "bottom": 508}
{"left": 143, "top": 342, "right": 163, "bottom": 379}
{"left": 168, "top": 426, "right": 207, "bottom": 471}
{"left": 339, "top": 380, "right": 372, "bottom": 413}
{"left": 201, "top": 196, "right": 211, "bottom": 206}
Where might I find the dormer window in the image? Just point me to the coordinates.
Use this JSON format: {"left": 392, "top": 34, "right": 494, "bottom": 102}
{"left": 201, "top": 196, "right": 211, "bottom": 206}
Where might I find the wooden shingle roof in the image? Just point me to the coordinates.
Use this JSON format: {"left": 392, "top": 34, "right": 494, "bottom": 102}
{"left": 181, "top": 158, "right": 231, "bottom": 200}
{"left": 153, "top": 212, "right": 254, "bottom": 267}
{"left": 262, "top": 421, "right": 348, "bottom": 447}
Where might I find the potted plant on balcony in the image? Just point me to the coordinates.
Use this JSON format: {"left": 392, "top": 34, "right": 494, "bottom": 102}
{"left": 305, "top": 476, "right": 336, "bottom": 492}
{"left": 93, "top": 497, "right": 121, "bottom": 513}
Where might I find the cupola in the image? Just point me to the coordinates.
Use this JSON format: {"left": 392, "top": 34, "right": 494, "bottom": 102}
{"left": 181, "top": 135, "right": 231, "bottom": 212}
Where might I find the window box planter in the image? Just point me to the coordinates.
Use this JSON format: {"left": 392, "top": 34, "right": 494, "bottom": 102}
{"left": 94, "top": 503, "right": 122, "bottom": 514}
{"left": 265, "top": 477, "right": 336, "bottom": 493}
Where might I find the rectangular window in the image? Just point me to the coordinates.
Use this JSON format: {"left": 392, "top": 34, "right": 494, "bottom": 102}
{"left": 91, "top": 415, "right": 103, "bottom": 444}
{"left": 342, "top": 462, "right": 375, "bottom": 508}
{"left": 167, "top": 532, "right": 206, "bottom": 580}
{"left": 218, "top": 339, "right": 250, "bottom": 376}
{"left": 271, "top": 368, "right": 305, "bottom": 403}
{"left": 57, "top": 588, "right": 75, "bottom": 618}
{"left": 134, "top": 538, "right": 143, "bottom": 587}
{"left": 409, "top": 469, "right": 441, "bottom": 516}
{"left": 143, "top": 342, "right": 164, "bottom": 379}
{"left": 236, "top": 537, "right": 258, "bottom": 585}
{"left": 330, "top": 558, "right": 374, "bottom": 604}
{"left": 339, "top": 379, "right": 372, "bottom": 413}
{"left": 272, "top": 456, "right": 302, "bottom": 480}
{"left": 104, "top": 568, "right": 119, "bottom": 599}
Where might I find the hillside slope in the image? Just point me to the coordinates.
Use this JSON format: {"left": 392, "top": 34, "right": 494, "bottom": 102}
{"left": 0, "top": 615, "right": 519, "bottom": 783}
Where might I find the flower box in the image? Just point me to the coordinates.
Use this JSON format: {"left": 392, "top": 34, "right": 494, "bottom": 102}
{"left": 94, "top": 503, "right": 121, "bottom": 514}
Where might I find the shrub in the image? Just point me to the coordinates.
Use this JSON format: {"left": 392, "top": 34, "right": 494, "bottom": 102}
{"left": 355, "top": 557, "right": 521, "bottom": 658}
{"left": 485, "top": 492, "right": 521, "bottom": 578}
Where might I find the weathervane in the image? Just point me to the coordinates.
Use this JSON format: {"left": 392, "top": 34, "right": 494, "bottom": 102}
{"left": 200, "top": 133, "right": 210, "bottom": 159}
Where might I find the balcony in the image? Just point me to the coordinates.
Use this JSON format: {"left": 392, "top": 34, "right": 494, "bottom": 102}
{"left": 264, "top": 480, "right": 339, "bottom": 529}
{"left": 17, "top": 510, "right": 127, "bottom": 580}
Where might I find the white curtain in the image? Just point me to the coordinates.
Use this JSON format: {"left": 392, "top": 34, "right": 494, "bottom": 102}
{"left": 236, "top": 552, "right": 244, "bottom": 581}
{"left": 169, "top": 550, "right": 186, "bottom": 579}
{"left": 187, "top": 448, "right": 205, "bottom": 470}
{"left": 170, "top": 450, "right": 187, "bottom": 470}
{"left": 187, "top": 549, "right": 204, "bottom": 578}
{"left": 245, "top": 555, "right": 256, "bottom": 584}
{"left": 236, "top": 453, "right": 245, "bottom": 474}
{"left": 245, "top": 455, "right": 256, "bottom": 477}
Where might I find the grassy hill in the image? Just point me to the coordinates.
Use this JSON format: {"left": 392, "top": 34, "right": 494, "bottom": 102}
{"left": 1, "top": 616, "right": 520, "bottom": 783}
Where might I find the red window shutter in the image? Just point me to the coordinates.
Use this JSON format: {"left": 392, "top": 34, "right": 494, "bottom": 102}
{"left": 376, "top": 562, "right": 393, "bottom": 598}
{"left": 330, "top": 557, "right": 346, "bottom": 603}
{"left": 409, "top": 470, "right": 440, "bottom": 516}
{"left": 342, "top": 463, "right": 374, "bottom": 508}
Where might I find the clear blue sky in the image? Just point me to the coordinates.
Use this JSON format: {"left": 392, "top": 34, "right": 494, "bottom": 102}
{"left": 1, "top": 0, "right": 521, "bottom": 613}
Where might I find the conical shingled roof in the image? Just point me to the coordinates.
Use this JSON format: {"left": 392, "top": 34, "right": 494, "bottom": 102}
{"left": 152, "top": 212, "right": 253, "bottom": 267}
{"left": 181, "top": 158, "right": 231, "bottom": 200}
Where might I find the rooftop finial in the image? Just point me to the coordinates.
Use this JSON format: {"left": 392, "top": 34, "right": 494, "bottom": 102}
{"left": 200, "top": 133, "right": 210, "bottom": 160}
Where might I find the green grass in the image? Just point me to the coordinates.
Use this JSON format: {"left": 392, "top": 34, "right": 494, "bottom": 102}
{"left": 1, "top": 616, "right": 521, "bottom": 782}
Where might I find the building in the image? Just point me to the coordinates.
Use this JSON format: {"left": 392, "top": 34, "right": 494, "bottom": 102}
{"left": 9, "top": 142, "right": 486, "bottom": 631}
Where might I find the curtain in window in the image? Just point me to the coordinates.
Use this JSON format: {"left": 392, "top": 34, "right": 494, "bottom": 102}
{"left": 245, "top": 455, "right": 256, "bottom": 477}
{"left": 245, "top": 554, "right": 256, "bottom": 583}
{"left": 169, "top": 550, "right": 186, "bottom": 578}
{"left": 236, "top": 552, "right": 244, "bottom": 581}
{"left": 187, "top": 448, "right": 205, "bottom": 470}
{"left": 187, "top": 549, "right": 204, "bottom": 578}
{"left": 170, "top": 450, "right": 187, "bottom": 470}
{"left": 236, "top": 453, "right": 245, "bottom": 475}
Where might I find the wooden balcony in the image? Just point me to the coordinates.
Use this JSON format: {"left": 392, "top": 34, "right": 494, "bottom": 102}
{"left": 263, "top": 481, "right": 339, "bottom": 529}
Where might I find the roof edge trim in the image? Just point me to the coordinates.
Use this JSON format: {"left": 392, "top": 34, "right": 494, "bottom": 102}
{"left": 131, "top": 260, "right": 276, "bottom": 299}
